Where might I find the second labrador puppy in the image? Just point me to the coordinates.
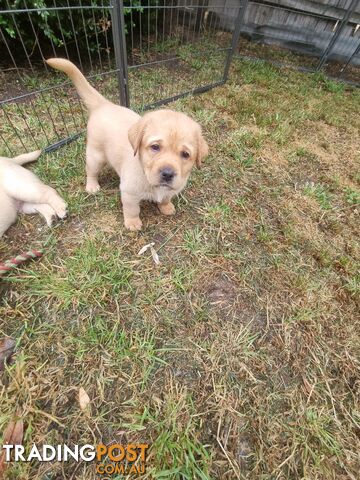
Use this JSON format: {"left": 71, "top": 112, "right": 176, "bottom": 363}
{"left": 46, "top": 58, "right": 208, "bottom": 231}
{"left": 0, "top": 150, "right": 67, "bottom": 237}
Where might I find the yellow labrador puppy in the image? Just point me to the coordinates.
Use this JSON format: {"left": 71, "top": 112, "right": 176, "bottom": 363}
{"left": 46, "top": 58, "right": 208, "bottom": 231}
{"left": 0, "top": 150, "right": 67, "bottom": 237}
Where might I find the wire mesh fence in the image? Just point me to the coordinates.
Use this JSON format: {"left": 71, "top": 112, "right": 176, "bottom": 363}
{"left": 232, "top": 0, "right": 360, "bottom": 84}
{"left": 0, "top": 1, "right": 359, "bottom": 158}
{"left": 0, "top": 0, "right": 244, "bottom": 156}
{"left": 123, "top": 1, "right": 242, "bottom": 108}
{"left": 0, "top": 1, "right": 118, "bottom": 155}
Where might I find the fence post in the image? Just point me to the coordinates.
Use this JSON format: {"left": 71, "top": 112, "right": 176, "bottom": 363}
{"left": 317, "top": 0, "right": 358, "bottom": 71}
{"left": 194, "top": 1, "right": 208, "bottom": 32}
{"left": 111, "top": 0, "right": 129, "bottom": 107}
{"left": 340, "top": 41, "right": 360, "bottom": 76}
{"left": 223, "top": 0, "right": 249, "bottom": 82}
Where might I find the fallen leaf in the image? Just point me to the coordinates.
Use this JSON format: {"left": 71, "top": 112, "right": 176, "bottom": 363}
{"left": 138, "top": 242, "right": 155, "bottom": 256}
{"left": 0, "top": 337, "right": 16, "bottom": 372}
{"left": 2, "top": 419, "right": 23, "bottom": 445}
{"left": 150, "top": 245, "right": 160, "bottom": 265}
{"left": 78, "top": 387, "right": 90, "bottom": 411}
{"left": 138, "top": 242, "right": 160, "bottom": 265}
{"left": 0, "top": 419, "right": 24, "bottom": 474}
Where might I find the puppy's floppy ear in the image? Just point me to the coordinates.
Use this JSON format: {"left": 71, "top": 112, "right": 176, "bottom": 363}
{"left": 196, "top": 131, "right": 209, "bottom": 169}
{"left": 128, "top": 118, "right": 147, "bottom": 156}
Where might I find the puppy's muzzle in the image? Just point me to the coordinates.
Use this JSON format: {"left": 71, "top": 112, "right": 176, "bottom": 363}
{"left": 160, "top": 167, "right": 176, "bottom": 184}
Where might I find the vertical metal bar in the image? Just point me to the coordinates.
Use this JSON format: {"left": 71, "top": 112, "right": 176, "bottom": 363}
{"left": 0, "top": 125, "right": 14, "bottom": 156}
{"left": 191, "top": 0, "right": 200, "bottom": 42}
{"left": 111, "top": 0, "right": 129, "bottom": 107}
{"left": 66, "top": 0, "right": 83, "bottom": 70}
{"left": 79, "top": 0, "right": 93, "bottom": 71}
{"left": 317, "top": 0, "right": 358, "bottom": 71}
{"left": 0, "top": 19, "right": 53, "bottom": 147}
{"left": 153, "top": 4, "right": 159, "bottom": 103}
{"left": 2, "top": 106, "right": 28, "bottom": 150}
{"left": 130, "top": 0, "right": 134, "bottom": 66}
{"left": 181, "top": 0, "right": 187, "bottom": 45}
{"left": 162, "top": 0, "right": 166, "bottom": 54}
{"left": 15, "top": 102, "right": 41, "bottom": 148}
{"left": 42, "top": 11, "right": 72, "bottom": 139}
{"left": 340, "top": 40, "right": 360, "bottom": 76}
{"left": 155, "top": 2, "right": 158, "bottom": 51}
{"left": 47, "top": 3, "right": 86, "bottom": 135}
{"left": 5, "top": 1, "right": 34, "bottom": 73}
{"left": 207, "top": 2, "right": 217, "bottom": 36}
{"left": 176, "top": 0, "right": 180, "bottom": 41}
{"left": 139, "top": 1, "right": 143, "bottom": 57}
{"left": 223, "top": 0, "right": 249, "bottom": 82}
{"left": 195, "top": 0, "right": 207, "bottom": 33}
{"left": 169, "top": 0, "right": 174, "bottom": 40}
{"left": 2, "top": 2, "right": 61, "bottom": 147}
{"left": 185, "top": 0, "right": 193, "bottom": 44}
{"left": 100, "top": 0, "right": 112, "bottom": 69}
{"left": 92, "top": 6, "right": 103, "bottom": 71}
{"left": 23, "top": 0, "right": 48, "bottom": 70}
{"left": 148, "top": 0, "right": 151, "bottom": 59}
{"left": 0, "top": 25, "right": 21, "bottom": 81}
{"left": 53, "top": 0, "right": 70, "bottom": 59}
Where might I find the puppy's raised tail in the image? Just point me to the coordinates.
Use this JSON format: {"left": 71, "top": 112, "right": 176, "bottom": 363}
{"left": 46, "top": 58, "right": 107, "bottom": 111}
{"left": 12, "top": 150, "right": 42, "bottom": 165}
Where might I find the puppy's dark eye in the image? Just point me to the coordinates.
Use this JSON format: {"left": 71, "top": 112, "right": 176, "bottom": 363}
{"left": 150, "top": 144, "right": 160, "bottom": 152}
{"left": 181, "top": 151, "right": 190, "bottom": 159}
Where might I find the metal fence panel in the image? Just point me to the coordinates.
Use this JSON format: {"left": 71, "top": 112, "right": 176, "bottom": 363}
{"left": 224, "top": 0, "right": 360, "bottom": 84}
{"left": 123, "top": 0, "right": 243, "bottom": 111}
{"left": 0, "top": 1, "right": 118, "bottom": 156}
{"left": 0, "top": 0, "right": 243, "bottom": 155}
{"left": 0, "top": 1, "right": 359, "bottom": 157}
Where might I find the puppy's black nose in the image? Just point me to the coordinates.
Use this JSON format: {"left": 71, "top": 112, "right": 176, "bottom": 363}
{"left": 160, "top": 167, "right": 175, "bottom": 183}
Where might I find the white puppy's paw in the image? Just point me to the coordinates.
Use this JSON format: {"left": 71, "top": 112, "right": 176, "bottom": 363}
{"left": 35, "top": 204, "right": 57, "bottom": 227}
{"left": 47, "top": 214, "right": 57, "bottom": 227}
{"left": 86, "top": 182, "right": 101, "bottom": 194}
{"left": 158, "top": 201, "right": 176, "bottom": 216}
{"left": 124, "top": 217, "right": 142, "bottom": 231}
{"left": 54, "top": 199, "right": 68, "bottom": 220}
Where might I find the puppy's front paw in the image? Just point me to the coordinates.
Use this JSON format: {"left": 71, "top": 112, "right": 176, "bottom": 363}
{"left": 86, "top": 182, "right": 100, "bottom": 194}
{"left": 124, "top": 217, "right": 142, "bottom": 231}
{"left": 56, "top": 201, "right": 68, "bottom": 220}
{"left": 47, "top": 214, "right": 57, "bottom": 227}
{"left": 158, "top": 201, "right": 175, "bottom": 216}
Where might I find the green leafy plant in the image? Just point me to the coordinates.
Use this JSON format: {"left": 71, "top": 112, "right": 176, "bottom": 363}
{"left": 1, "top": 1, "right": 158, "bottom": 61}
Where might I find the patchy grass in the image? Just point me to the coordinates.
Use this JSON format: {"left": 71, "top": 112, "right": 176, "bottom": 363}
{"left": 1, "top": 57, "right": 360, "bottom": 480}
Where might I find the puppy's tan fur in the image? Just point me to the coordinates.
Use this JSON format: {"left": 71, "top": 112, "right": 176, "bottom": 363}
{"left": 0, "top": 150, "right": 67, "bottom": 237}
{"left": 46, "top": 58, "right": 208, "bottom": 230}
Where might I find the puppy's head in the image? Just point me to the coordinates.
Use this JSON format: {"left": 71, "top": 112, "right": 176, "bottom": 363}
{"left": 128, "top": 109, "right": 208, "bottom": 191}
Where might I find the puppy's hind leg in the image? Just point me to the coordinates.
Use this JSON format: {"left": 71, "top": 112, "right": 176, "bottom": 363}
{"left": 21, "top": 203, "right": 57, "bottom": 226}
{"left": 19, "top": 184, "right": 67, "bottom": 221}
{"left": 42, "top": 187, "right": 67, "bottom": 220}
{"left": 85, "top": 145, "right": 105, "bottom": 193}
{"left": 3, "top": 165, "right": 67, "bottom": 220}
